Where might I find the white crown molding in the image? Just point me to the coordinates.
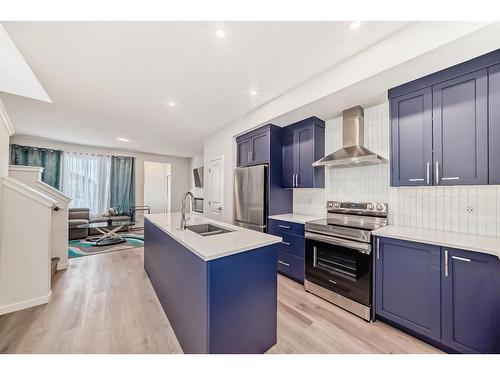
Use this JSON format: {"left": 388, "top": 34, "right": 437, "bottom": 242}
{"left": 2, "top": 176, "right": 56, "bottom": 208}
{"left": 0, "top": 98, "right": 14, "bottom": 136}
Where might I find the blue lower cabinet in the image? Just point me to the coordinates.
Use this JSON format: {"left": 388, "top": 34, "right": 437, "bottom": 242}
{"left": 277, "top": 251, "right": 304, "bottom": 283}
{"left": 442, "top": 248, "right": 500, "bottom": 354}
{"left": 375, "top": 236, "right": 500, "bottom": 353}
{"left": 269, "top": 218, "right": 305, "bottom": 284}
{"left": 375, "top": 237, "right": 442, "bottom": 342}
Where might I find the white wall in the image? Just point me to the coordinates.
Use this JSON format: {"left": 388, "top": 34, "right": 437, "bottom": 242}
{"left": 190, "top": 152, "right": 204, "bottom": 199}
{"left": 144, "top": 161, "right": 171, "bottom": 214}
{"left": 294, "top": 102, "right": 500, "bottom": 237}
{"left": 10, "top": 135, "right": 191, "bottom": 213}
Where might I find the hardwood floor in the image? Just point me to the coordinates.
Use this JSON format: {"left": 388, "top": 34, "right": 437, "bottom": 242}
{"left": 0, "top": 248, "right": 441, "bottom": 354}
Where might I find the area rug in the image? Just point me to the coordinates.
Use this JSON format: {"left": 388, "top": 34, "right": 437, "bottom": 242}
{"left": 68, "top": 233, "right": 144, "bottom": 258}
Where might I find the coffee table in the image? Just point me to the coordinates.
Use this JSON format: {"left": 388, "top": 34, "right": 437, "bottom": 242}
{"left": 77, "top": 220, "right": 134, "bottom": 246}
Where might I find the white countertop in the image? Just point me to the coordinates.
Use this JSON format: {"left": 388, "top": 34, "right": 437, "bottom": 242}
{"left": 268, "top": 213, "right": 324, "bottom": 224}
{"left": 145, "top": 212, "right": 281, "bottom": 261}
{"left": 373, "top": 225, "right": 500, "bottom": 259}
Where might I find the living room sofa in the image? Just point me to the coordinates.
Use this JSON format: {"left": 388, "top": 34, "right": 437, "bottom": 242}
{"left": 68, "top": 208, "right": 131, "bottom": 240}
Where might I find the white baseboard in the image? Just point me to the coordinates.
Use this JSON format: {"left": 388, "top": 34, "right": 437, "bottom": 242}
{"left": 57, "top": 259, "right": 69, "bottom": 270}
{"left": 0, "top": 291, "right": 52, "bottom": 315}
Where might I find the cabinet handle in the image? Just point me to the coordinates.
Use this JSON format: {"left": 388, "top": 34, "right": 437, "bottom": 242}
{"left": 444, "top": 249, "right": 449, "bottom": 277}
{"left": 376, "top": 238, "right": 380, "bottom": 260}
{"left": 426, "top": 162, "right": 430, "bottom": 184}
{"left": 250, "top": 151, "right": 253, "bottom": 162}
{"left": 281, "top": 241, "right": 290, "bottom": 246}
{"left": 296, "top": 174, "right": 299, "bottom": 187}
{"left": 247, "top": 152, "right": 250, "bottom": 163}
{"left": 313, "top": 246, "right": 318, "bottom": 267}
{"left": 292, "top": 174, "right": 296, "bottom": 187}
{"left": 328, "top": 279, "right": 337, "bottom": 285}
{"left": 435, "top": 161, "right": 440, "bottom": 184}
{"left": 452, "top": 256, "right": 471, "bottom": 263}
{"left": 278, "top": 260, "right": 290, "bottom": 267}
{"left": 442, "top": 177, "right": 460, "bottom": 181}
{"left": 278, "top": 224, "right": 290, "bottom": 229}
{"left": 409, "top": 178, "right": 424, "bottom": 182}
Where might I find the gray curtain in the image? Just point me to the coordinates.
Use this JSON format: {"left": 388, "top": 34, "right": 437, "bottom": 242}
{"left": 10, "top": 144, "right": 62, "bottom": 189}
{"left": 109, "top": 156, "right": 135, "bottom": 215}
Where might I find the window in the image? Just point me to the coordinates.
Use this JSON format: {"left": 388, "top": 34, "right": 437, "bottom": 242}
{"left": 62, "top": 152, "right": 111, "bottom": 217}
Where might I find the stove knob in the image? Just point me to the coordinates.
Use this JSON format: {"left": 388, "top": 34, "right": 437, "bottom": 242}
{"left": 328, "top": 202, "right": 333, "bottom": 207}
{"left": 376, "top": 204, "right": 385, "bottom": 211}
{"left": 334, "top": 202, "right": 340, "bottom": 208}
{"left": 367, "top": 203, "right": 374, "bottom": 210}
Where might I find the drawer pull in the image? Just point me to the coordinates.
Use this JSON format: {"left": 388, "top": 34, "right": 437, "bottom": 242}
{"left": 328, "top": 279, "right": 337, "bottom": 284}
{"left": 278, "top": 260, "right": 290, "bottom": 267}
{"left": 442, "top": 177, "right": 460, "bottom": 181}
{"left": 281, "top": 241, "right": 290, "bottom": 246}
{"left": 278, "top": 225, "right": 290, "bottom": 229}
{"left": 409, "top": 178, "right": 424, "bottom": 182}
{"left": 452, "top": 256, "right": 471, "bottom": 263}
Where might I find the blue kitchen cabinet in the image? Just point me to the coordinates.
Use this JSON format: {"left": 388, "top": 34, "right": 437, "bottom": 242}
{"left": 268, "top": 218, "right": 305, "bottom": 284}
{"left": 236, "top": 127, "right": 270, "bottom": 167}
{"left": 390, "top": 88, "right": 433, "bottom": 187}
{"left": 432, "top": 69, "right": 488, "bottom": 185}
{"left": 374, "top": 237, "right": 442, "bottom": 342}
{"left": 442, "top": 248, "right": 500, "bottom": 354}
{"left": 389, "top": 50, "right": 499, "bottom": 187}
{"left": 489, "top": 64, "right": 500, "bottom": 184}
{"left": 282, "top": 117, "right": 325, "bottom": 188}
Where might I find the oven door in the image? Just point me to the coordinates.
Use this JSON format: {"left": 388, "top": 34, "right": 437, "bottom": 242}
{"left": 305, "top": 232, "right": 371, "bottom": 307}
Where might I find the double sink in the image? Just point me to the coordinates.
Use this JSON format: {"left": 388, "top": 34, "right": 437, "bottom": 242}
{"left": 186, "top": 223, "right": 234, "bottom": 237}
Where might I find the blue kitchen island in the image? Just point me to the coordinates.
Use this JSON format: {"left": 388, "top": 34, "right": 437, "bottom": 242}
{"left": 144, "top": 213, "right": 281, "bottom": 354}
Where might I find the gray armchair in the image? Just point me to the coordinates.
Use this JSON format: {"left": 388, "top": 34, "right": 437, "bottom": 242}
{"left": 68, "top": 208, "right": 90, "bottom": 240}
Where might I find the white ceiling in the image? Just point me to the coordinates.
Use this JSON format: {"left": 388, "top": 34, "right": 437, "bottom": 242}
{"left": 0, "top": 21, "right": 410, "bottom": 157}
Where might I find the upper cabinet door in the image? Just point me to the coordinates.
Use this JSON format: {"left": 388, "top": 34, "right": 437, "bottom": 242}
{"left": 442, "top": 248, "right": 500, "bottom": 354}
{"left": 282, "top": 130, "right": 295, "bottom": 188}
{"left": 250, "top": 130, "right": 270, "bottom": 165}
{"left": 489, "top": 64, "right": 500, "bottom": 184}
{"left": 295, "top": 126, "right": 314, "bottom": 188}
{"left": 237, "top": 137, "right": 252, "bottom": 167}
{"left": 432, "top": 69, "right": 488, "bottom": 185}
{"left": 390, "top": 88, "right": 433, "bottom": 187}
{"left": 375, "top": 237, "right": 442, "bottom": 342}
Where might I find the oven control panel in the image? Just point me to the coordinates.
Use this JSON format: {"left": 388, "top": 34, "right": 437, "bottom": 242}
{"left": 327, "top": 201, "right": 387, "bottom": 216}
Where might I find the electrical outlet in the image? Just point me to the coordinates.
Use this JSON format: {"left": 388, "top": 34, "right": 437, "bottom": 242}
{"left": 466, "top": 205, "right": 473, "bottom": 214}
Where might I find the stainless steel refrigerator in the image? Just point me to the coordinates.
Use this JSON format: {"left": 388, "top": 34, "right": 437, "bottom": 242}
{"left": 234, "top": 165, "right": 267, "bottom": 232}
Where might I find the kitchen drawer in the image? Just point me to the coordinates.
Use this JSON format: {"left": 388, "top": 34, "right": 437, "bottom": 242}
{"left": 268, "top": 219, "right": 304, "bottom": 237}
{"left": 278, "top": 232, "right": 305, "bottom": 259}
{"left": 277, "top": 251, "right": 304, "bottom": 284}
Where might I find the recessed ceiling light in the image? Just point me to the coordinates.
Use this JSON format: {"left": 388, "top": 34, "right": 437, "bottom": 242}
{"left": 167, "top": 101, "right": 176, "bottom": 107}
{"left": 116, "top": 137, "right": 130, "bottom": 142}
{"left": 350, "top": 21, "right": 362, "bottom": 30}
{"left": 216, "top": 29, "right": 226, "bottom": 38}
{"left": 250, "top": 90, "right": 257, "bottom": 96}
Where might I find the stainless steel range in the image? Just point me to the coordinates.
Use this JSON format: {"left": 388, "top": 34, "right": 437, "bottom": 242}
{"left": 304, "top": 201, "right": 388, "bottom": 321}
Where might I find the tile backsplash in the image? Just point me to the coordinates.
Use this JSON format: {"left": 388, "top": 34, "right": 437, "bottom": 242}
{"left": 293, "top": 102, "right": 500, "bottom": 237}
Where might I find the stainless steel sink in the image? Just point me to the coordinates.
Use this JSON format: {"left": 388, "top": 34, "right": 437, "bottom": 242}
{"left": 186, "top": 223, "right": 233, "bottom": 237}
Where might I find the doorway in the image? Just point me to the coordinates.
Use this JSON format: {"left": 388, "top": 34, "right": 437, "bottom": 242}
{"left": 207, "top": 156, "right": 224, "bottom": 218}
{"left": 144, "top": 161, "right": 172, "bottom": 215}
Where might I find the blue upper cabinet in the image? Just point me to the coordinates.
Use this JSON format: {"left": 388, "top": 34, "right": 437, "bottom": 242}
{"left": 389, "top": 48, "right": 500, "bottom": 187}
{"left": 442, "top": 248, "right": 500, "bottom": 354}
{"left": 282, "top": 117, "right": 325, "bottom": 188}
{"left": 489, "top": 64, "right": 500, "bottom": 184}
{"left": 432, "top": 69, "right": 488, "bottom": 185}
{"left": 236, "top": 127, "right": 270, "bottom": 167}
{"left": 390, "top": 88, "right": 433, "bottom": 186}
{"left": 375, "top": 237, "right": 442, "bottom": 342}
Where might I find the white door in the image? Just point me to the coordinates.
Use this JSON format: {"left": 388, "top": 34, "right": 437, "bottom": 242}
{"left": 208, "top": 156, "right": 224, "bottom": 218}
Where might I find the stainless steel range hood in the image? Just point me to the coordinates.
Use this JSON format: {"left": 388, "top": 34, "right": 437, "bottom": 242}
{"left": 313, "top": 106, "right": 387, "bottom": 168}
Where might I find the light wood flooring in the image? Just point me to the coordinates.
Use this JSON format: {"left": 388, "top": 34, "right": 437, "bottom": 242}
{"left": 0, "top": 248, "right": 442, "bottom": 354}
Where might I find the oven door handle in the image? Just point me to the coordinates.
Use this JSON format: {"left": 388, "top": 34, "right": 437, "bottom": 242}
{"left": 305, "top": 232, "right": 371, "bottom": 254}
